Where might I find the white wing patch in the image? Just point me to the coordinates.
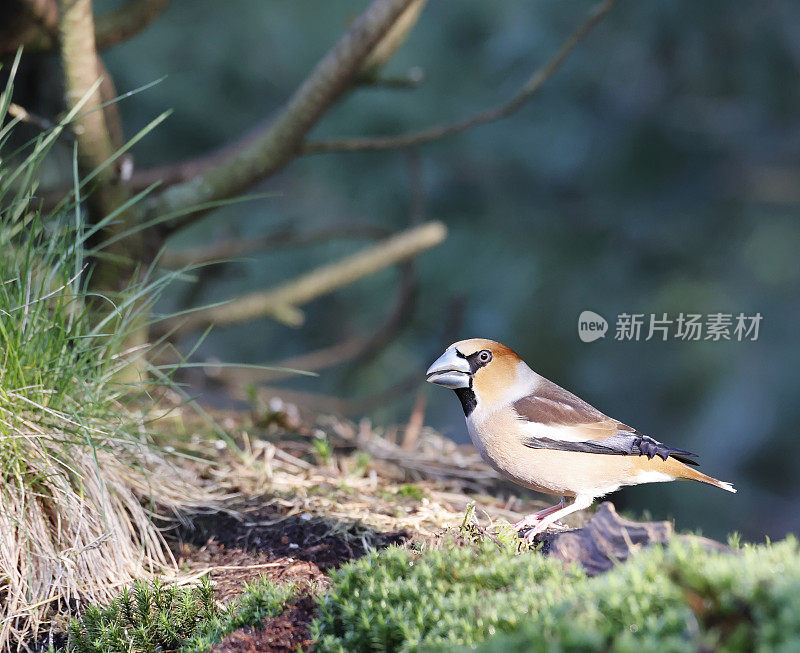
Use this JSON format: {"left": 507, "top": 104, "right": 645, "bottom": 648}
{"left": 516, "top": 420, "right": 594, "bottom": 443}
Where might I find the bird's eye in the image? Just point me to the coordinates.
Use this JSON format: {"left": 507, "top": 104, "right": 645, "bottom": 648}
{"left": 478, "top": 350, "right": 492, "bottom": 363}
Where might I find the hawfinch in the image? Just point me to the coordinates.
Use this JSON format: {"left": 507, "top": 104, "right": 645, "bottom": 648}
{"left": 426, "top": 338, "right": 735, "bottom": 541}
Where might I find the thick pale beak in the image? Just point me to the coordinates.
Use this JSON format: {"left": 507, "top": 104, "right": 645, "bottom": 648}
{"left": 425, "top": 348, "right": 471, "bottom": 389}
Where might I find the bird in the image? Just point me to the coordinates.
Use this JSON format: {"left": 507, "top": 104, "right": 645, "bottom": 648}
{"left": 425, "top": 338, "right": 735, "bottom": 542}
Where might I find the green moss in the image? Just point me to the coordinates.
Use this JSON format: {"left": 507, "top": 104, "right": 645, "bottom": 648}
{"left": 311, "top": 537, "right": 800, "bottom": 652}
{"left": 64, "top": 575, "right": 294, "bottom": 653}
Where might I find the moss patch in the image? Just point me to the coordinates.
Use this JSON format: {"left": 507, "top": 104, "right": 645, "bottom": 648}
{"left": 311, "top": 536, "right": 800, "bottom": 652}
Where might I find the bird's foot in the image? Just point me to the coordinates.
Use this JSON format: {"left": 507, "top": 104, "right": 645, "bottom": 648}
{"left": 522, "top": 520, "right": 568, "bottom": 544}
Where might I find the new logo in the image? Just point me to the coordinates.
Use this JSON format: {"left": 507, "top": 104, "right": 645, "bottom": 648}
{"left": 578, "top": 310, "right": 608, "bottom": 343}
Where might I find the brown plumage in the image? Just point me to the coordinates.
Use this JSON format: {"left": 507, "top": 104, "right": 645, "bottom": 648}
{"left": 426, "top": 338, "right": 735, "bottom": 540}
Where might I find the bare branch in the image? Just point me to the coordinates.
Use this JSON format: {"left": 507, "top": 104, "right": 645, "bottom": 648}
{"left": 161, "top": 222, "right": 393, "bottom": 268}
{"left": 302, "top": 0, "right": 616, "bottom": 155}
{"left": 191, "top": 147, "right": 427, "bottom": 385}
{"left": 209, "top": 258, "right": 416, "bottom": 386}
{"left": 228, "top": 294, "right": 464, "bottom": 418}
{"left": 8, "top": 102, "right": 59, "bottom": 133}
{"left": 59, "top": 0, "right": 144, "bottom": 294}
{"left": 158, "top": 221, "right": 446, "bottom": 336}
{"left": 150, "top": 0, "right": 418, "bottom": 221}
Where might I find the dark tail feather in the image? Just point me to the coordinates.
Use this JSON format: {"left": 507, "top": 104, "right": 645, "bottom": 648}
{"left": 668, "top": 446, "right": 699, "bottom": 466}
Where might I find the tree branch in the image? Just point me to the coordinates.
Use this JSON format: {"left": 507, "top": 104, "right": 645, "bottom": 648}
{"left": 158, "top": 221, "right": 446, "bottom": 336}
{"left": 8, "top": 102, "right": 61, "bottom": 133}
{"left": 59, "top": 0, "right": 116, "bottom": 180}
{"left": 59, "top": 0, "right": 145, "bottom": 295}
{"left": 210, "top": 258, "right": 417, "bottom": 386}
{"left": 302, "top": 0, "right": 616, "bottom": 155}
{"left": 150, "top": 0, "right": 418, "bottom": 221}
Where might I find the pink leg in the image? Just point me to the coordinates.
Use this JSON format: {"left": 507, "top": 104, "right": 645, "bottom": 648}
{"left": 512, "top": 498, "right": 566, "bottom": 531}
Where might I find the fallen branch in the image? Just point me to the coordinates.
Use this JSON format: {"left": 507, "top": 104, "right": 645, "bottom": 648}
{"left": 302, "top": 0, "right": 616, "bottom": 154}
{"left": 159, "top": 221, "right": 445, "bottom": 335}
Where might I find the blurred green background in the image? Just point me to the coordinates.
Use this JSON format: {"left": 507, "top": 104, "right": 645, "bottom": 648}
{"left": 33, "top": 0, "right": 800, "bottom": 539}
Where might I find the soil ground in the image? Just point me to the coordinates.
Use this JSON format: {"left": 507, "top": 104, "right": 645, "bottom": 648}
{"left": 169, "top": 502, "right": 409, "bottom": 651}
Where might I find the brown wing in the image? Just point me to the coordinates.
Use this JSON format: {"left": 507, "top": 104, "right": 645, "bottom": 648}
{"left": 512, "top": 377, "right": 617, "bottom": 430}
{"left": 513, "top": 377, "right": 699, "bottom": 465}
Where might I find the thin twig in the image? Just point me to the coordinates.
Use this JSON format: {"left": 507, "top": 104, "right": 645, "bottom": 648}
{"left": 302, "top": 0, "right": 617, "bottom": 154}
{"left": 158, "top": 221, "right": 445, "bottom": 335}
{"left": 8, "top": 103, "right": 58, "bottom": 133}
{"left": 210, "top": 257, "right": 416, "bottom": 385}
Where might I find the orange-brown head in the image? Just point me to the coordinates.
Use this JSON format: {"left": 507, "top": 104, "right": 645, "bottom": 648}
{"left": 426, "top": 339, "right": 527, "bottom": 415}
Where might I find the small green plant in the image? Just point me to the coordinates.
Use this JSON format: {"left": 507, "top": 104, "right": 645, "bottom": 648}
{"left": 66, "top": 577, "right": 217, "bottom": 653}
{"left": 395, "top": 484, "right": 427, "bottom": 501}
{"left": 65, "top": 575, "right": 295, "bottom": 653}
{"left": 352, "top": 451, "right": 372, "bottom": 477}
{"left": 312, "top": 435, "right": 334, "bottom": 466}
{"left": 182, "top": 576, "right": 296, "bottom": 652}
{"left": 456, "top": 503, "right": 527, "bottom": 553}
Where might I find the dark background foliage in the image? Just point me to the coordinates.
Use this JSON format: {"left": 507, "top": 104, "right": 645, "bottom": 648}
{"left": 28, "top": 0, "right": 800, "bottom": 539}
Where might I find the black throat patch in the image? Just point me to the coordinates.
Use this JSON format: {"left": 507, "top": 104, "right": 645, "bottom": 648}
{"left": 454, "top": 386, "right": 477, "bottom": 416}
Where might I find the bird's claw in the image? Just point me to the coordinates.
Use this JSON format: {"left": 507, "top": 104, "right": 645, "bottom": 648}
{"left": 521, "top": 520, "right": 569, "bottom": 543}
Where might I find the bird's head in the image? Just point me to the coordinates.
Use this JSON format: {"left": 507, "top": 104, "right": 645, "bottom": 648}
{"left": 426, "top": 338, "right": 525, "bottom": 413}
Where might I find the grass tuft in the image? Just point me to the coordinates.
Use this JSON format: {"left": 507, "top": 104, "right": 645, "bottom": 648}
{"left": 0, "top": 60, "right": 205, "bottom": 650}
